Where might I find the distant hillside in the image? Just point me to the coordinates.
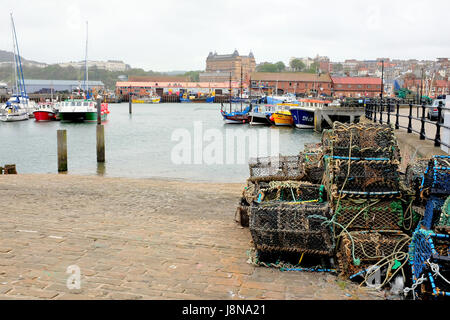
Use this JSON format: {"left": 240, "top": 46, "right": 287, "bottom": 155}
{"left": 0, "top": 49, "right": 46, "bottom": 66}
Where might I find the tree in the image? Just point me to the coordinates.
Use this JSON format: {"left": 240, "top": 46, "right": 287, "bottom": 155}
{"left": 184, "top": 71, "right": 200, "bottom": 82}
{"left": 305, "top": 62, "right": 319, "bottom": 74}
{"left": 256, "top": 63, "right": 279, "bottom": 73}
{"left": 333, "top": 63, "right": 343, "bottom": 72}
{"left": 290, "top": 59, "right": 305, "bottom": 72}
{"left": 275, "top": 61, "right": 286, "bottom": 72}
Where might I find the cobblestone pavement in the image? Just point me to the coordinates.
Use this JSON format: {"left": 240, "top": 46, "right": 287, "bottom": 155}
{"left": 0, "top": 174, "right": 384, "bottom": 300}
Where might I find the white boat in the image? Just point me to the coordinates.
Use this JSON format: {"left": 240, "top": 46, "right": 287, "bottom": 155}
{"left": 290, "top": 98, "right": 332, "bottom": 129}
{"left": 0, "top": 14, "right": 30, "bottom": 122}
{"left": 266, "top": 93, "right": 297, "bottom": 105}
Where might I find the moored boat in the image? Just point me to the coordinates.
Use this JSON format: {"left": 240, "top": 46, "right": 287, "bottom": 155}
{"left": 59, "top": 99, "right": 109, "bottom": 122}
{"left": 33, "top": 101, "right": 57, "bottom": 121}
{"left": 290, "top": 99, "right": 331, "bottom": 129}
{"left": 132, "top": 95, "right": 161, "bottom": 104}
{"left": 220, "top": 104, "right": 252, "bottom": 124}
{"left": 248, "top": 104, "right": 274, "bottom": 125}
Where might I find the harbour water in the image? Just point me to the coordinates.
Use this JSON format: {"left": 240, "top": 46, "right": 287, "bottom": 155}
{"left": 0, "top": 103, "right": 321, "bottom": 182}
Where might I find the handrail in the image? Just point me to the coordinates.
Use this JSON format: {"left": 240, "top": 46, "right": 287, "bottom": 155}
{"left": 364, "top": 99, "right": 450, "bottom": 149}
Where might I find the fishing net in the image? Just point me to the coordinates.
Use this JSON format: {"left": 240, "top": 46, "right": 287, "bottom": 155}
{"left": 323, "top": 122, "right": 400, "bottom": 160}
{"left": 254, "top": 181, "right": 325, "bottom": 204}
{"left": 409, "top": 228, "right": 450, "bottom": 298}
{"left": 250, "top": 201, "right": 334, "bottom": 256}
{"left": 422, "top": 196, "right": 446, "bottom": 230}
{"left": 324, "top": 157, "right": 400, "bottom": 194}
{"left": 436, "top": 196, "right": 450, "bottom": 234}
{"left": 300, "top": 152, "right": 324, "bottom": 185}
{"left": 337, "top": 231, "right": 409, "bottom": 277}
{"left": 333, "top": 199, "right": 404, "bottom": 231}
{"left": 303, "top": 143, "right": 323, "bottom": 154}
{"left": 422, "top": 156, "right": 450, "bottom": 196}
{"left": 248, "top": 155, "right": 305, "bottom": 182}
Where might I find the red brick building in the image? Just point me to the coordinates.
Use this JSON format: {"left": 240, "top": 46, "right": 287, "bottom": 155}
{"left": 331, "top": 77, "right": 382, "bottom": 98}
{"left": 250, "top": 72, "right": 333, "bottom": 96}
{"left": 403, "top": 78, "right": 450, "bottom": 98}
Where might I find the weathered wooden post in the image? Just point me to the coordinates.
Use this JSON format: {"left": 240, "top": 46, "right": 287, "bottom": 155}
{"left": 129, "top": 86, "right": 132, "bottom": 114}
{"left": 96, "top": 98, "right": 105, "bottom": 163}
{"left": 314, "top": 109, "right": 322, "bottom": 132}
{"left": 57, "top": 130, "right": 68, "bottom": 172}
{"left": 96, "top": 125, "right": 105, "bottom": 163}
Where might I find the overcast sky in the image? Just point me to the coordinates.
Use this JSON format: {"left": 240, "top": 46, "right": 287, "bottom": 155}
{"left": 1, "top": 0, "right": 449, "bottom": 72}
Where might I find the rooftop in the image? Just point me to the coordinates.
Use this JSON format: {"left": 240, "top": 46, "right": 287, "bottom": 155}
{"left": 24, "top": 79, "right": 105, "bottom": 86}
{"left": 251, "top": 72, "right": 332, "bottom": 82}
{"left": 331, "top": 77, "right": 382, "bottom": 85}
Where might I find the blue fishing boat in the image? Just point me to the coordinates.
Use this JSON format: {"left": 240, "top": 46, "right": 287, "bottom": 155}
{"left": 220, "top": 104, "right": 252, "bottom": 124}
{"left": 290, "top": 98, "right": 331, "bottom": 129}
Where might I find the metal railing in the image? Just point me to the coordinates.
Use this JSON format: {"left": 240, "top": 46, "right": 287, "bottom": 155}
{"left": 364, "top": 99, "right": 450, "bottom": 149}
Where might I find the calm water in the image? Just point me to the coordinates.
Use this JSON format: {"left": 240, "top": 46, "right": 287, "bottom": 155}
{"left": 0, "top": 103, "right": 320, "bottom": 182}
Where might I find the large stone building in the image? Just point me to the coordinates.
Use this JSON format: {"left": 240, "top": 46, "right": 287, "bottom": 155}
{"left": 199, "top": 50, "right": 256, "bottom": 82}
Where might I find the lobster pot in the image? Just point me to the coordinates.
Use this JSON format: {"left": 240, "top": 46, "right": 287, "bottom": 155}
{"left": 248, "top": 155, "right": 305, "bottom": 182}
{"left": 325, "top": 157, "right": 400, "bottom": 194}
{"left": 333, "top": 199, "right": 404, "bottom": 231}
{"left": 422, "top": 195, "right": 447, "bottom": 230}
{"left": 300, "top": 152, "right": 324, "bottom": 184}
{"left": 436, "top": 196, "right": 450, "bottom": 234}
{"left": 409, "top": 229, "right": 450, "bottom": 298}
{"left": 323, "top": 122, "right": 400, "bottom": 160}
{"left": 250, "top": 202, "right": 333, "bottom": 256}
{"left": 303, "top": 143, "right": 323, "bottom": 154}
{"left": 256, "top": 181, "right": 325, "bottom": 203}
{"left": 405, "top": 158, "right": 431, "bottom": 202}
{"left": 337, "top": 231, "right": 409, "bottom": 277}
{"left": 423, "top": 156, "right": 450, "bottom": 195}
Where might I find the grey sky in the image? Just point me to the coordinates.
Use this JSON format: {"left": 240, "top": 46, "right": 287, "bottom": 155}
{"left": 1, "top": 0, "right": 449, "bottom": 72}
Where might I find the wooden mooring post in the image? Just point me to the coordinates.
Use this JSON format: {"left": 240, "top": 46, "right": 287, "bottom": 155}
{"left": 96, "top": 98, "right": 105, "bottom": 163}
{"left": 57, "top": 130, "right": 68, "bottom": 172}
{"left": 129, "top": 90, "right": 132, "bottom": 114}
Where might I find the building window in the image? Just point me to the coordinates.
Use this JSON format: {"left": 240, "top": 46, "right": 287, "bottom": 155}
{"left": 367, "top": 85, "right": 371, "bottom": 89}
{"left": 358, "top": 85, "right": 362, "bottom": 88}
{"left": 337, "top": 84, "right": 342, "bottom": 88}
{"left": 289, "top": 82, "right": 292, "bottom": 86}
{"left": 348, "top": 85, "right": 352, "bottom": 88}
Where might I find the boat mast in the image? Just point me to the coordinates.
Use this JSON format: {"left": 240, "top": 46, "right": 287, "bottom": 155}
{"left": 85, "top": 21, "right": 89, "bottom": 99}
{"left": 10, "top": 15, "right": 19, "bottom": 98}
{"left": 240, "top": 66, "right": 243, "bottom": 111}
{"left": 11, "top": 13, "right": 26, "bottom": 99}
{"left": 229, "top": 72, "right": 232, "bottom": 113}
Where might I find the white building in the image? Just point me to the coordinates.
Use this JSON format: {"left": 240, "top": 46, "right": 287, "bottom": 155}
{"left": 58, "top": 60, "right": 130, "bottom": 72}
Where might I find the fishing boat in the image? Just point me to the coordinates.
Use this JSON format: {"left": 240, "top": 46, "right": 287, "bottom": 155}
{"left": 248, "top": 104, "right": 274, "bottom": 125}
{"left": 59, "top": 99, "right": 109, "bottom": 122}
{"left": 266, "top": 93, "right": 297, "bottom": 105}
{"left": 58, "top": 22, "right": 110, "bottom": 122}
{"left": 132, "top": 94, "right": 161, "bottom": 104}
{"left": 0, "top": 14, "right": 30, "bottom": 122}
{"left": 290, "top": 99, "right": 331, "bottom": 129}
{"left": 220, "top": 104, "right": 252, "bottom": 124}
{"left": 269, "top": 103, "right": 295, "bottom": 126}
{"left": 33, "top": 101, "right": 57, "bottom": 121}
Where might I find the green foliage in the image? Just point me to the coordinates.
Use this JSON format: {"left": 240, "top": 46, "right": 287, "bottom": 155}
{"left": 333, "top": 63, "right": 343, "bottom": 72}
{"left": 183, "top": 70, "right": 201, "bottom": 82}
{"left": 305, "top": 62, "right": 319, "bottom": 74}
{"left": 256, "top": 61, "right": 286, "bottom": 73}
{"left": 290, "top": 59, "right": 305, "bottom": 72}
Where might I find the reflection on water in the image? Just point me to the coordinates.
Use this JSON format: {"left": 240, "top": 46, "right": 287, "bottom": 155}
{"left": 0, "top": 103, "right": 321, "bottom": 182}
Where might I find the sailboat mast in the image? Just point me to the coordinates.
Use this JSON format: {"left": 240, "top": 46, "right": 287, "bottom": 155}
{"left": 240, "top": 66, "right": 243, "bottom": 111}
{"left": 10, "top": 17, "right": 19, "bottom": 97}
{"left": 229, "top": 72, "right": 232, "bottom": 113}
{"left": 85, "top": 21, "right": 89, "bottom": 98}
{"left": 11, "top": 14, "right": 27, "bottom": 98}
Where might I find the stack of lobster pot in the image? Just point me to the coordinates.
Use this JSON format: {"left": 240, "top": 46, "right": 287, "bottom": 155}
{"left": 237, "top": 153, "right": 335, "bottom": 261}
{"left": 408, "top": 155, "right": 450, "bottom": 299}
{"left": 322, "top": 122, "right": 410, "bottom": 279}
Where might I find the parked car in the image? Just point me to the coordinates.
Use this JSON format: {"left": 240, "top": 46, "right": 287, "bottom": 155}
{"left": 427, "top": 99, "right": 446, "bottom": 121}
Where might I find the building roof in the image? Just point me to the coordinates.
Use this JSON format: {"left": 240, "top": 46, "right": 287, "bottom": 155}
{"left": 251, "top": 72, "right": 332, "bottom": 82}
{"left": 116, "top": 81, "right": 245, "bottom": 89}
{"left": 24, "top": 79, "right": 104, "bottom": 86}
{"left": 129, "top": 75, "right": 190, "bottom": 82}
{"left": 331, "top": 77, "right": 381, "bottom": 85}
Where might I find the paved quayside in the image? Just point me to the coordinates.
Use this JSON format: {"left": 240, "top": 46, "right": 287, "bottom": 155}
{"left": 0, "top": 174, "right": 383, "bottom": 300}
